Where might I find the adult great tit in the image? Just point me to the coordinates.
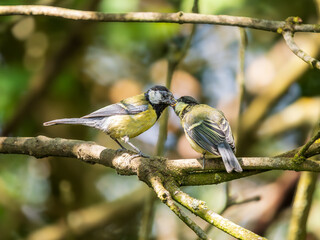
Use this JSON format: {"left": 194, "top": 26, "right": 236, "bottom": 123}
{"left": 44, "top": 85, "right": 176, "bottom": 156}
{"left": 173, "top": 96, "right": 242, "bottom": 173}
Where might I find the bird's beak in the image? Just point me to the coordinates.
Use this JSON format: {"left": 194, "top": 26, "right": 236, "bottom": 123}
{"left": 170, "top": 97, "right": 177, "bottom": 107}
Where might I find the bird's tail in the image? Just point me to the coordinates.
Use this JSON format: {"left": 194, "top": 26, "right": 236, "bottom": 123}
{"left": 217, "top": 142, "right": 243, "bottom": 173}
{"left": 43, "top": 118, "right": 97, "bottom": 128}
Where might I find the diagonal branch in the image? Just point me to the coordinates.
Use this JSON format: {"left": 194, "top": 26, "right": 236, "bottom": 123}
{"left": 165, "top": 181, "right": 266, "bottom": 240}
{"left": 293, "top": 127, "right": 320, "bottom": 163}
{"left": 149, "top": 176, "right": 210, "bottom": 240}
{"left": 0, "top": 5, "right": 320, "bottom": 33}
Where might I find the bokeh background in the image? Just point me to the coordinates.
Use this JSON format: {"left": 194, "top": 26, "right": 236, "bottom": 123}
{"left": 1, "top": 0, "right": 320, "bottom": 239}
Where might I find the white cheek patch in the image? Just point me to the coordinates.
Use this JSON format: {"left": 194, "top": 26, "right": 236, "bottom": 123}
{"left": 149, "top": 90, "right": 163, "bottom": 104}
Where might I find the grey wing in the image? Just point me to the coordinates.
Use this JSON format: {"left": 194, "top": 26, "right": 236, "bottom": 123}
{"left": 218, "top": 116, "right": 236, "bottom": 151}
{"left": 185, "top": 119, "right": 226, "bottom": 155}
{"left": 81, "top": 102, "right": 149, "bottom": 119}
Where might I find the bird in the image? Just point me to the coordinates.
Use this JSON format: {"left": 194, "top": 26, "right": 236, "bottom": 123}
{"left": 172, "top": 96, "right": 242, "bottom": 173}
{"left": 43, "top": 85, "right": 176, "bottom": 157}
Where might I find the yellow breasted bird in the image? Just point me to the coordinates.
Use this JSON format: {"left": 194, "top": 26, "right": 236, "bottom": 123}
{"left": 173, "top": 96, "right": 242, "bottom": 173}
{"left": 44, "top": 85, "right": 176, "bottom": 156}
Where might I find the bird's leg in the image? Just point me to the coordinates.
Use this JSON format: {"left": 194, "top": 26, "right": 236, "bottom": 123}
{"left": 122, "top": 136, "right": 150, "bottom": 158}
{"left": 111, "top": 137, "right": 126, "bottom": 150}
{"left": 201, "top": 153, "right": 206, "bottom": 169}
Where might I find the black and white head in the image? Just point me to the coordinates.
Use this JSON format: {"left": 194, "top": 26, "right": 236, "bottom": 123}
{"left": 145, "top": 85, "right": 176, "bottom": 118}
{"left": 146, "top": 85, "right": 176, "bottom": 105}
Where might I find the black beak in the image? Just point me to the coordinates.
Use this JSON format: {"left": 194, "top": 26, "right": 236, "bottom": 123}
{"left": 169, "top": 97, "right": 177, "bottom": 106}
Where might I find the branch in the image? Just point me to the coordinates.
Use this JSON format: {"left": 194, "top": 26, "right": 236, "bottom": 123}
{"left": 287, "top": 172, "right": 318, "bottom": 240}
{"left": 149, "top": 176, "right": 210, "bottom": 240}
{"left": 293, "top": 127, "right": 320, "bottom": 163}
{"left": 238, "top": 35, "right": 319, "bottom": 153}
{"left": 0, "top": 136, "right": 320, "bottom": 186}
{"left": 2, "top": 136, "right": 319, "bottom": 239}
{"left": 282, "top": 30, "right": 320, "bottom": 69}
{"left": 202, "top": 182, "right": 260, "bottom": 238}
{"left": 165, "top": 181, "right": 266, "bottom": 240}
{"left": 0, "top": 5, "right": 320, "bottom": 33}
{"left": 221, "top": 183, "right": 260, "bottom": 215}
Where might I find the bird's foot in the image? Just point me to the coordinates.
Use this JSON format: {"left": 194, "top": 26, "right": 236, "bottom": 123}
{"left": 138, "top": 151, "right": 150, "bottom": 158}
{"left": 130, "top": 151, "right": 150, "bottom": 159}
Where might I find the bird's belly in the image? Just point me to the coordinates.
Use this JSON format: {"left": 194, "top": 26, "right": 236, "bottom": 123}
{"left": 103, "top": 111, "right": 157, "bottom": 139}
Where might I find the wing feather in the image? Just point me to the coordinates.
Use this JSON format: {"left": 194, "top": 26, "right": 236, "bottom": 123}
{"left": 81, "top": 102, "right": 149, "bottom": 119}
{"left": 185, "top": 119, "right": 225, "bottom": 155}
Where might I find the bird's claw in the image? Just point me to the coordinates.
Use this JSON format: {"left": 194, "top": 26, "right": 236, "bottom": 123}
{"left": 138, "top": 151, "right": 150, "bottom": 158}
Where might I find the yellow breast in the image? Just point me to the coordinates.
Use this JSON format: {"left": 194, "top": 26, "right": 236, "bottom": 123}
{"left": 105, "top": 105, "right": 157, "bottom": 139}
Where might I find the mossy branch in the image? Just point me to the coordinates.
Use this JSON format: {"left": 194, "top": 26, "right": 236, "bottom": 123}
{"left": 293, "top": 128, "right": 320, "bottom": 163}
{"left": 166, "top": 181, "right": 266, "bottom": 240}
{"left": 1, "top": 136, "right": 320, "bottom": 183}
{"left": 1, "top": 135, "right": 320, "bottom": 239}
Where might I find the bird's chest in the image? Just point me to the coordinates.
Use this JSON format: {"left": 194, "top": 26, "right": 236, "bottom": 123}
{"left": 104, "top": 108, "right": 157, "bottom": 139}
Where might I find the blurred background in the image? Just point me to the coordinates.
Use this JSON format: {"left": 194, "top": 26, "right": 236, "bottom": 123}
{"left": 0, "top": 0, "right": 320, "bottom": 239}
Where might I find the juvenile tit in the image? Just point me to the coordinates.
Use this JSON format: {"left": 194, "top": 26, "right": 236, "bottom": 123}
{"left": 173, "top": 96, "right": 242, "bottom": 173}
{"left": 44, "top": 85, "right": 176, "bottom": 156}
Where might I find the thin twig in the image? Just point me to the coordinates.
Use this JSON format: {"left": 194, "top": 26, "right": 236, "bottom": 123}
{"left": 202, "top": 182, "right": 260, "bottom": 238}
{"left": 293, "top": 127, "right": 320, "bottom": 163}
{"left": 282, "top": 30, "right": 320, "bottom": 69}
{"left": 0, "top": 5, "right": 320, "bottom": 33}
{"left": 238, "top": 37, "right": 319, "bottom": 154}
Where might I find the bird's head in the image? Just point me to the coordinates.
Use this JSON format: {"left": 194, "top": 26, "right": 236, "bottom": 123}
{"left": 146, "top": 85, "right": 176, "bottom": 106}
{"left": 173, "top": 96, "right": 199, "bottom": 118}
{"left": 145, "top": 85, "right": 176, "bottom": 119}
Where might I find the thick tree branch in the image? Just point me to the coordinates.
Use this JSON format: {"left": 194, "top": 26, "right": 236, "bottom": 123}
{"left": 0, "top": 5, "right": 320, "bottom": 33}
{"left": 0, "top": 136, "right": 320, "bottom": 186}
{"left": 2, "top": 136, "right": 319, "bottom": 239}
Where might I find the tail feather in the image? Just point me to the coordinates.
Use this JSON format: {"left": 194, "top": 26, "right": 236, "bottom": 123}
{"left": 43, "top": 118, "right": 97, "bottom": 128}
{"left": 217, "top": 142, "right": 242, "bottom": 173}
